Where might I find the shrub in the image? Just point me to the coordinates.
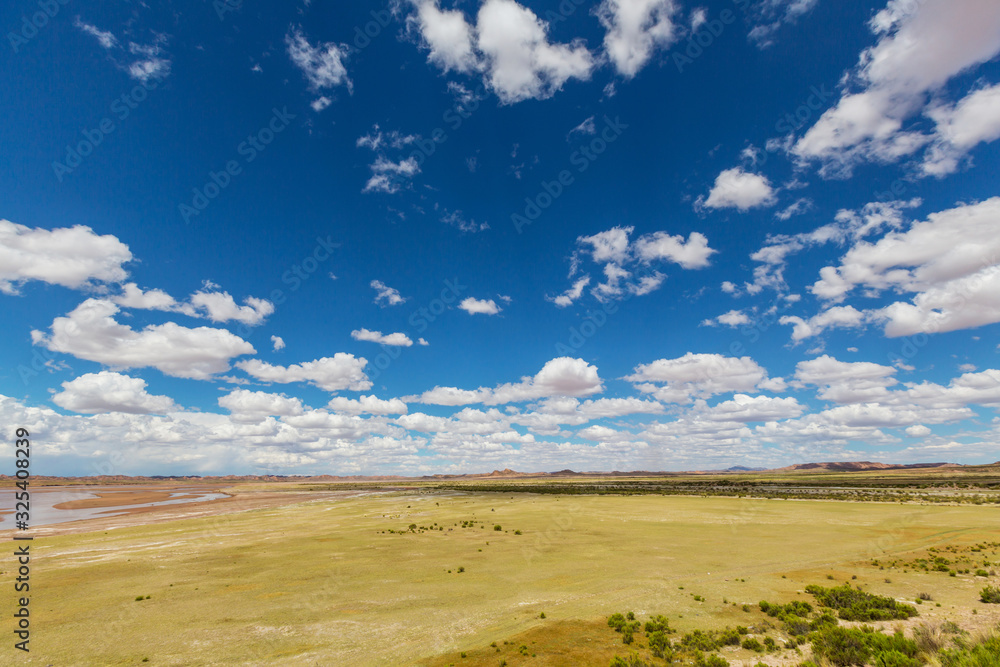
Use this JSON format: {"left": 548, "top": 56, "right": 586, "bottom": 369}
{"left": 682, "top": 630, "right": 719, "bottom": 653}
{"left": 644, "top": 615, "right": 671, "bottom": 634}
{"left": 648, "top": 630, "right": 670, "bottom": 658}
{"left": 937, "top": 635, "right": 1000, "bottom": 667}
{"left": 980, "top": 586, "right": 1000, "bottom": 603}
{"left": 811, "top": 626, "right": 920, "bottom": 667}
{"left": 610, "top": 655, "right": 650, "bottom": 667}
{"left": 494, "top": 524, "right": 502, "bottom": 531}
{"left": 608, "top": 613, "right": 627, "bottom": 632}
{"left": 694, "top": 655, "right": 729, "bottom": 667}
{"left": 805, "top": 584, "right": 917, "bottom": 621}
{"left": 742, "top": 638, "right": 764, "bottom": 652}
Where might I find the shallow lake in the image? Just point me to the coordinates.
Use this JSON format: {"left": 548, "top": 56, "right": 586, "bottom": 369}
{"left": 0, "top": 486, "right": 229, "bottom": 529}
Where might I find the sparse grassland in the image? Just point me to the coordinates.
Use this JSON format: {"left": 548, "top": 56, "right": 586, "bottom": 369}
{"left": 2, "top": 473, "right": 1000, "bottom": 665}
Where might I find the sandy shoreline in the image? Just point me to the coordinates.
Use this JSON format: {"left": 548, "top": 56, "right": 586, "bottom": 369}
{"left": 0, "top": 483, "right": 389, "bottom": 537}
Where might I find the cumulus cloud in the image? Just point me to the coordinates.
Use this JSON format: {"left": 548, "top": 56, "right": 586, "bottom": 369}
{"left": 0, "top": 221, "right": 131, "bottom": 294}
{"left": 327, "top": 395, "right": 408, "bottom": 415}
{"left": 409, "top": 0, "right": 479, "bottom": 73}
{"left": 53, "top": 371, "right": 178, "bottom": 414}
{"left": 351, "top": 329, "right": 414, "bottom": 346}
{"left": 362, "top": 156, "right": 421, "bottom": 194}
{"left": 558, "top": 226, "right": 715, "bottom": 305}
{"left": 459, "top": 296, "right": 502, "bottom": 315}
{"left": 109, "top": 284, "right": 273, "bottom": 326}
{"left": 236, "top": 354, "right": 371, "bottom": 392}
{"left": 625, "top": 353, "right": 784, "bottom": 404}
{"left": 922, "top": 82, "right": 1000, "bottom": 176}
{"left": 412, "top": 357, "right": 603, "bottom": 406}
{"left": 804, "top": 198, "right": 1000, "bottom": 337}
{"left": 792, "top": 355, "right": 898, "bottom": 404}
{"left": 371, "top": 280, "right": 406, "bottom": 306}
{"left": 218, "top": 389, "right": 306, "bottom": 423}
{"left": 271, "top": 336, "right": 285, "bottom": 351}
{"left": 702, "top": 309, "right": 750, "bottom": 328}
{"left": 407, "top": 0, "right": 593, "bottom": 103}
{"left": 791, "top": 0, "right": 1000, "bottom": 177}
{"left": 780, "top": 305, "right": 867, "bottom": 342}
{"left": 32, "top": 299, "right": 255, "bottom": 380}
{"left": 597, "top": 0, "right": 680, "bottom": 78}
{"left": 698, "top": 167, "right": 777, "bottom": 211}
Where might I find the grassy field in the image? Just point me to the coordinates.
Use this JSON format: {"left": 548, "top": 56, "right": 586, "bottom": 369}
{"left": 4, "top": 488, "right": 1000, "bottom": 665}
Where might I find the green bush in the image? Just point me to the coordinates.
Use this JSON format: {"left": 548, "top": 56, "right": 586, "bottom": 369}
{"left": 741, "top": 638, "right": 764, "bottom": 652}
{"left": 811, "top": 626, "right": 920, "bottom": 667}
{"left": 805, "top": 584, "right": 917, "bottom": 621}
{"left": 648, "top": 630, "right": 671, "bottom": 659}
{"left": 694, "top": 655, "right": 729, "bottom": 667}
{"left": 644, "top": 614, "right": 671, "bottom": 634}
{"left": 937, "top": 635, "right": 1000, "bottom": 667}
{"left": 980, "top": 586, "right": 1000, "bottom": 603}
{"left": 681, "top": 629, "right": 718, "bottom": 652}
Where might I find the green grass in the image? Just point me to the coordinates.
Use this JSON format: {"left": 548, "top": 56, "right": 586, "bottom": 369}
{"left": 3, "top": 490, "right": 1000, "bottom": 665}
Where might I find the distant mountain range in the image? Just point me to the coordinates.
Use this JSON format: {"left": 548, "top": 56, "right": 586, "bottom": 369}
{"left": 5, "top": 461, "right": 997, "bottom": 484}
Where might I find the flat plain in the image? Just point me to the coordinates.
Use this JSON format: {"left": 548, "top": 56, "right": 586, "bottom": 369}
{"left": 3, "top": 469, "right": 1000, "bottom": 665}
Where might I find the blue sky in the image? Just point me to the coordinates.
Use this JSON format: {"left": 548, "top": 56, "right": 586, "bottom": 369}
{"left": 2, "top": 0, "right": 1000, "bottom": 476}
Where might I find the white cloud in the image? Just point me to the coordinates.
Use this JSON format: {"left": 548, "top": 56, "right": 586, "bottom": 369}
{"left": 802, "top": 198, "right": 1000, "bottom": 337}
{"left": 0, "top": 221, "right": 131, "bottom": 294}
{"left": 579, "top": 226, "right": 633, "bottom": 265}
{"left": 327, "top": 395, "right": 408, "bottom": 415}
{"left": 780, "top": 305, "right": 867, "bottom": 342}
{"left": 412, "top": 357, "right": 603, "bottom": 406}
{"left": 127, "top": 40, "right": 171, "bottom": 83}
{"left": 560, "top": 227, "right": 715, "bottom": 305}
{"left": 408, "top": 0, "right": 594, "bottom": 103}
{"left": 459, "top": 296, "right": 501, "bottom": 315}
{"left": 633, "top": 231, "right": 716, "bottom": 269}
{"left": 351, "top": 329, "right": 414, "bottom": 347}
{"left": 792, "top": 0, "right": 1000, "bottom": 176}
{"left": 597, "top": 0, "right": 679, "bottom": 78}
{"left": 906, "top": 424, "right": 931, "bottom": 437}
{"left": 703, "top": 309, "right": 750, "bottom": 328}
{"left": 110, "top": 284, "right": 273, "bottom": 326}
{"left": 922, "top": 82, "right": 1000, "bottom": 176}
{"left": 32, "top": 299, "right": 255, "bottom": 380}
{"left": 409, "top": 0, "right": 479, "bottom": 73}
{"left": 568, "top": 116, "right": 596, "bottom": 138}
{"left": 363, "top": 156, "right": 421, "bottom": 194}
{"left": 746, "top": 0, "right": 819, "bottom": 48}
{"left": 792, "top": 355, "right": 898, "bottom": 404}
{"left": 775, "top": 197, "right": 813, "bottom": 221}
{"left": 744, "top": 199, "right": 919, "bottom": 295}
{"left": 371, "top": 280, "right": 406, "bottom": 306}
{"left": 476, "top": 0, "right": 594, "bottom": 103}
{"left": 74, "top": 19, "right": 118, "bottom": 49}
{"left": 624, "top": 353, "right": 783, "bottom": 404}
{"left": 53, "top": 371, "right": 178, "bottom": 414}
{"left": 236, "top": 354, "right": 371, "bottom": 393}
{"left": 285, "top": 25, "right": 351, "bottom": 92}
{"left": 310, "top": 96, "right": 332, "bottom": 112}
{"left": 271, "top": 336, "right": 285, "bottom": 351}
{"left": 696, "top": 394, "right": 805, "bottom": 422}
{"left": 549, "top": 275, "right": 591, "bottom": 308}
{"left": 218, "top": 389, "right": 306, "bottom": 423}
{"left": 698, "top": 167, "right": 777, "bottom": 211}
{"left": 184, "top": 291, "right": 274, "bottom": 325}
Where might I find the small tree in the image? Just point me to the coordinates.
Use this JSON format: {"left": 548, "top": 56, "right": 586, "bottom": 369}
{"left": 980, "top": 585, "right": 1000, "bottom": 603}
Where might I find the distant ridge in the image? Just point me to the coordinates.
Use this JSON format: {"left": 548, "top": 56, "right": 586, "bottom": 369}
{"left": 4, "top": 461, "right": 992, "bottom": 484}
{"left": 772, "top": 461, "right": 955, "bottom": 472}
